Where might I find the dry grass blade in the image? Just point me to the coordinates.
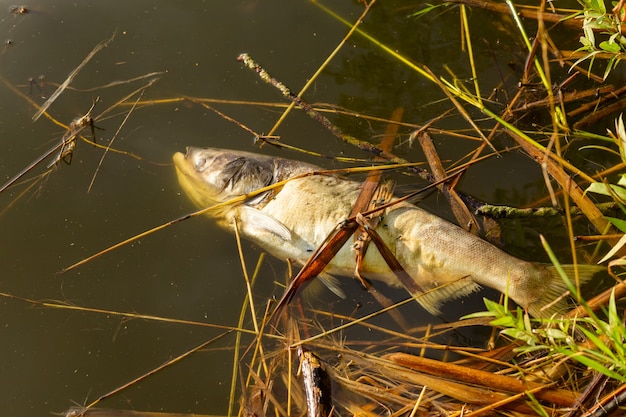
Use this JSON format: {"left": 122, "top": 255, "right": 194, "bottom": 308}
{"left": 87, "top": 81, "right": 153, "bottom": 192}
{"left": 265, "top": 0, "right": 377, "bottom": 137}
{"left": 33, "top": 31, "right": 116, "bottom": 122}
{"left": 422, "top": 65, "right": 496, "bottom": 154}
{"left": 0, "top": 291, "right": 254, "bottom": 334}
{"left": 0, "top": 171, "right": 52, "bottom": 217}
{"left": 79, "top": 334, "right": 230, "bottom": 412}
{"left": 60, "top": 163, "right": 424, "bottom": 275}
{"left": 0, "top": 141, "right": 64, "bottom": 194}
{"left": 60, "top": 71, "right": 164, "bottom": 92}
{"left": 62, "top": 408, "right": 223, "bottom": 417}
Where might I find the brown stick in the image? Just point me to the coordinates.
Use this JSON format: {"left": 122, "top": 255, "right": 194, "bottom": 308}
{"left": 417, "top": 131, "right": 479, "bottom": 232}
{"left": 447, "top": 0, "right": 626, "bottom": 34}
{"left": 385, "top": 352, "right": 578, "bottom": 407}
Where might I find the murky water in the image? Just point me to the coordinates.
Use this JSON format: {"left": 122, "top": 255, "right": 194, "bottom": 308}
{"left": 0, "top": 1, "right": 615, "bottom": 416}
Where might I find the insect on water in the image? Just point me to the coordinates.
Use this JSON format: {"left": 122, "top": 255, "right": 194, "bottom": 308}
{"left": 9, "top": 5, "right": 29, "bottom": 14}
{"left": 48, "top": 97, "right": 101, "bottom": 167}
{"left": 28, "top": 75, "right": 46, "bottom": 100}
{"left": 0, "top": 98, "right": 102, "bottom": 195}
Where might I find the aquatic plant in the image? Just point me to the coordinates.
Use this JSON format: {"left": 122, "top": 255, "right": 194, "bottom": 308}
{"left": 571, "top": 0, "right": 626, "bottom": 79}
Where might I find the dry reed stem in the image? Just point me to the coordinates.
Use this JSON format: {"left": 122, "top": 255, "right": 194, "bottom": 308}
{"left": 0, "top": 71, "right": 159, "bottom": 199}
{"left": 386, "top": 352, "right": 578, "bottom": 407}
{"left": 63, "top": 407, "right": 223, "bottom": 417}
{"left": 82, "top": 334, "right": 231, "bottom": 412}
{"left": 0, "top": 291, "right": 257, "bottom": 334}
{"left": 33, "top": 31, "right": 116, "bottom": 122}
{"left": 88, "top": 84, "right": 148, "bottom": 192}
{"left": 59, "top": 161, "right": 423, "bottom": 274}
{"left": 265, "top": 0, "right": 377, "bottom": 138}
{"left": 319, "top": 1, "right": 611, "bottom": 239}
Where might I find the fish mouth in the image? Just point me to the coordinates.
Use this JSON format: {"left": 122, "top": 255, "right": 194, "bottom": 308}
{"left": 172, "top": 150, "right": 197, "bottom": 182}
{"left": 172, "top": 149, "right": 219, "bottom": 209}
{"left": 173, "top": 147, "right": 202, "bottom": 174}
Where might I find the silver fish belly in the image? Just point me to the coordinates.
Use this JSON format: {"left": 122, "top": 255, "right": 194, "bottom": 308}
{"left": 173, "top": 147, "right": 601, "bottom": 317}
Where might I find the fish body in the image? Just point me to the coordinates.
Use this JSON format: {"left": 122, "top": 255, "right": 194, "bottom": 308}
{"left": 173, "top": 147, "right": 600, "bottom": 317}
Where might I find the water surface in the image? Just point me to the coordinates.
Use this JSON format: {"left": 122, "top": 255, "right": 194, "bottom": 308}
{"left": 0, "top": 1, "right": 611, "bottom": 415}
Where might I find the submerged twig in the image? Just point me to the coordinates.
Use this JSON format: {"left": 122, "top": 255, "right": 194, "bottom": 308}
{"left": 476, "top": 202, "right": 620, "bottom": 219}
{"left": 416, "top": 130, "right": 478, "bottom": 232}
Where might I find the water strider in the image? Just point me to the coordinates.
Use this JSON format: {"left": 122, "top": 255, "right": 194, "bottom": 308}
{"left": 0, "top": 99, "right": 100, "bottom": 194}
{"left": 173, "top": 147, "right": 603, "bottom": 317}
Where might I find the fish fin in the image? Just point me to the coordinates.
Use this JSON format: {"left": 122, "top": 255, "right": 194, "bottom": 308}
{"left": 240, "top": 205, "right": 292, "bottom": 241}
{"left": 412, "top": 277, "right": 481, "bottom": 316}
{"left": 319, "top": 272, "right": 346, "bottom": 299}
{"left": 298, "top": 272, "right": 346, "bottom": 300}
{"left": 527, "top": 264, "right": 605, "bottom": 318}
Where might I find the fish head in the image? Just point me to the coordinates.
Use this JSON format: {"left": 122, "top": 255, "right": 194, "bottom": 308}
{"left": 173, "top": 147, "right": 275, "bottom": 208}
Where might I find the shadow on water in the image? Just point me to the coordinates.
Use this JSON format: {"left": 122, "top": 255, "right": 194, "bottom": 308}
{"left": 0, "top": 1, "right": 624, "bottom": 416}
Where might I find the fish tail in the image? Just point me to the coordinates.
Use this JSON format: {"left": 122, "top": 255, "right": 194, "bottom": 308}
{"left": 527, "top": 264, "right": 605, "bottom": 318}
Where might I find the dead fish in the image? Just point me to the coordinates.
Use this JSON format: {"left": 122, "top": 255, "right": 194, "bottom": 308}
{"left": 173, "top": 147, "right": 602, "bottom": 317}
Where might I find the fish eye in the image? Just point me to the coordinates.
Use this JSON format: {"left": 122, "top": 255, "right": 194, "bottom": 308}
{"left": 194, "top": 156, "right": 207, "bottom": 171}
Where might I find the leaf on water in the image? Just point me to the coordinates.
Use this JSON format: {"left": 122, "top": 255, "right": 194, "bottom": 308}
{"left": 600, "top": 40, "right": 621, "bottom": 53}
{"left": 501, "top": 328, "right": 535, "bottom": 345}
{"left": 605, "top": 216, "right": 626, "bottom": 233}
{"left": 585, "top": 182, "right": 626, "bottom": 201}
{"left": 598, "top": 233, "right": 626, "bottom": 263}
